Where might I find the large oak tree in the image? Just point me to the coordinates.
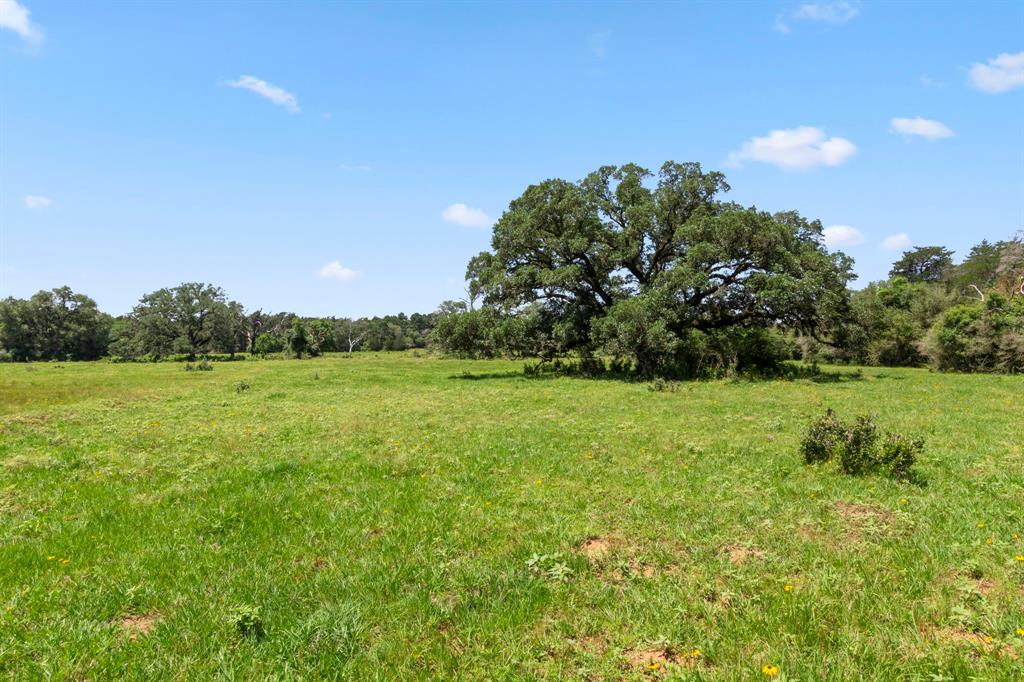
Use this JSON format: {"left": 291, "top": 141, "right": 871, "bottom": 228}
{"left": 463, "top": 161, "right": 854, "bottom": 374}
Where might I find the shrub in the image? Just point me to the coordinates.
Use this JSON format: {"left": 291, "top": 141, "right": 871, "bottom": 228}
{"left": 800, "top": 409, "right": 844, "bottom": 464}
{"left": 234, "top": 381, "right": 250, "bottom": 393}
{"left": 800, "top": 410, "right": 921, "bottom": 480}
{"left": 878, "top": 433, "right": 924, "bottom": 480}
{"left": 839, "top": 415, "right": 880, "bottom": 475}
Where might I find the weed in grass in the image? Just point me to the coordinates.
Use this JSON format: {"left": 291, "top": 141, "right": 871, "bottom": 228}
{"left": 230, "top": 605, "right": 266, "bottom": 640}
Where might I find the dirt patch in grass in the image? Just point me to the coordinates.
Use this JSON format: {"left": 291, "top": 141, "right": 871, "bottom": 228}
{"left": 625, "top": 647, "right": 706, "bottom": 675}
{"left": 117, "top": 612, "right": 160, "bottom": 639}
{"left": 833, "top": 501, "right": 898, "bottom": 542}
{"left": 571, "top": 634, "right": 608, "bottom": 654}
{"left": 834, "top": 501, "right": 894, "bottom": 524}
{"left": 581, "top": 537, "right": 613, "bottom": 561}
{"left": 723, "top": 544, "right": 765, "bottom": 565}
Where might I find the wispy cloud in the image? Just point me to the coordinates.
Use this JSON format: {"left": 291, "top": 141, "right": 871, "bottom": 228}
{"left": 919, "top": 74, "right": 946, "bottom": 89}
{"left": 226, "top": 75, "right": 300, "bottom": 113}
{"left": 822, "top": 225, "right": 865, "bottom": 248}
{"left": 442, "top": 203, "right": 493, "bottom": 228}
{"left": 775, "top": 1, "right": 859, "bottom": 34}
{"left": 316, "top": 261, "right": 361, "bottom": 283}
{"left": 727, "top": 126, "right": 856, "bottom": 170}
{"left": 0, "top": 0, "right": 44, "bottom": 43}
{"left": 590, "top": 31, "right": 610, "bottom": 60}
{"left": 23, "top": 194, "right": 51, "bottom": 209}
{"left": 968, "top": 52, "right": 1024, "bottom": 94}
{"left": 890, "top": 116, "right": 954, "bottom": 141}
{"left": 882, "top": 233, "right": 911, "bottom": 251}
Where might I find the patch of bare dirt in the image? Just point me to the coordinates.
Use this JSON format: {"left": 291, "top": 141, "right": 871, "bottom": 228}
{"left": 723, "top": 545, "right": 765, "bottom": 565}
{"left": 581, "top": 537, "right": 612, "bottom": 561}
{"left": 117, "top": 612, "right": 160, "bottom": 639}
{"left": 625, "top": 647, "right": 706, "bottom": 675}
{"left": 833, "top": 501, "right": 894, "bottom": 525}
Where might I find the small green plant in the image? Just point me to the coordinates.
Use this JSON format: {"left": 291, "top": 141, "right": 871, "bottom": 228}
{"left": 230, "top": 605, "right": 265, "bottom": 640}
{"left": 526, "top": 553, "right": 573, "bottom": 582}
{"left": 800, "top": 410, "right": 922, "bottom": 480}
{"left": 234, "top": 381, "right": 250, "bottom": 393}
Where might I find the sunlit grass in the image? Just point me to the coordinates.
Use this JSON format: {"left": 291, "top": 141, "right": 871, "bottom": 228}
{"left": 0, "top": 354, "right": 1021, "bottom": 679}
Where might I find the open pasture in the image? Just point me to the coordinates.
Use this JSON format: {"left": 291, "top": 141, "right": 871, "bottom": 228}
{"left": 0, "top": 355, "right": 1021, "bottom": 679}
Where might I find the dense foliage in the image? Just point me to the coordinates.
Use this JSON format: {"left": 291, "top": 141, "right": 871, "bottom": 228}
{"left": 0, "top": 287, "right": 111, "bottom": 361}
{"left": 444, "top": 161, "right": 854, "bottom": 377}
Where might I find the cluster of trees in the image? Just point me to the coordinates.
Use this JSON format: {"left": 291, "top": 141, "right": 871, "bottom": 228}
{"left": 824, "top": 240, "right": 1024, "bottom": 373}
{"left": 3, "top": 161, "right": 1021, "bottom": 375}
{"left": 0, "top": 282, "right": 434, "bottom": 362}
{"left": 434, "top": 161, "right": 1023, "bottom": 376}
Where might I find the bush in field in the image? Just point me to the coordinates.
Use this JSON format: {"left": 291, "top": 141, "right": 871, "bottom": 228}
{"left": 800, "top": 410, "right": 922, "bottom": 480}
{"left": 800, "top": 409, "right": 845, "bottom": 464}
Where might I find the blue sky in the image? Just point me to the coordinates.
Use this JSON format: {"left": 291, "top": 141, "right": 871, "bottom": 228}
{"left": 1, "top": 1, "right": 1022, "bottom": 317}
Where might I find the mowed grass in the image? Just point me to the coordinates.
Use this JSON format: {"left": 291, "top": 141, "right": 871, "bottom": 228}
{"left": 0, "top": 354, "right": 1021, "bottom": 680}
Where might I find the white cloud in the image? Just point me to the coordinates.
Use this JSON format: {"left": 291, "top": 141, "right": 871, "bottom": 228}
{"left": 882, "top": 233, "right": 911, "bottom": 251}
{"left": 890, "top": 116, "right": 954, "bottom": 140}
{"left": 23, "top": 194, "right": 51, "bottom": 209}
{"left": 442, "top": 203, "right": 493, "bottom": 228}
{"left": 919, "top": 74, "right": 945, "bottom": 89}
{"left": 968, "top": 52, "right": 1024, "bottom": 94}
{"left": 316, "top": 261, "right": 361, "bottom": 283}
{"left": 226, "top": 75, "right": 300, "bottom": 113}
{"left": 793, "top": 1, "right": 859, "bottom": 24}
{"left": 822, "top": 225, "right": 864, "bottom": 248}
{"left": 727, "top": 126, "right": 856, "bottom": 170}
{"left": 0, "top": 0, "right": 43, "bottom": 43}
{"left": 775, "top": 1, "right": 858, "bottom": 33}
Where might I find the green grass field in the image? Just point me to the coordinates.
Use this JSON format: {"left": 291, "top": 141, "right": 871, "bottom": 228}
{"left": 1, "top": 354, "right": 1021, "bottom": 680}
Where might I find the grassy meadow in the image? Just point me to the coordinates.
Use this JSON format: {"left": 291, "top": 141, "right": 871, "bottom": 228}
{"left": 0, "top": 354, "right": 1022, "bottom": 680}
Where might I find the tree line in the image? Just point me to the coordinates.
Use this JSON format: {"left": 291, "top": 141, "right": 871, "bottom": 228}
{"left": 0, "top": 283, "right": 434, "bottom": 362}
{"left": 2, "top": 161, "right": 1021, "bottom": 374}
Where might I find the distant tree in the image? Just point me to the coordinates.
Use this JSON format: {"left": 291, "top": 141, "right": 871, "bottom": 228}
{"left": 287, "top": 318, "right": 312, "bottom": 358}
{"left": 253, "top": 332, "right": 284, "bottom": 355}
{"left": 0, "top": 286, "right": 111, "bottom": 361}
{"left": 336, "top": 318, "right": 370, "bottom": 353}
{"left": 307, "top": 319, "right": 336, "bottom": 354}
{"left": 889, "top": 246, "right": 954, "bottom": 283}
{"left": 118, "top": 283, "right": 241, "bottom": 359}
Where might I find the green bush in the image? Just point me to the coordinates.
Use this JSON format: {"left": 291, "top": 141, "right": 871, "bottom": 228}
{"left": 839, "top": 415, "right": 880, "bottom": 475}
{"left": 799, "top": 409, "right": 844, "bottom": 464}
{"left": 878, "top": 433, "right": 924, "bottom": 480}
{"left": 800, "top": 410, "right": 921, "bottom": 480}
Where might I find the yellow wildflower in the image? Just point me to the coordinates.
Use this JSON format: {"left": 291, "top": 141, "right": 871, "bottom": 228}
{"left": 690, "top": 648, "right": 701, "bottom": 658}
{"left": 762, "top": 664, "right": 779, "bottom": 677}
{"left": 1015, "top": 628, "right": 1024, "bottom": 636}
{"left": 783, "top": 584, "right": 794, "bottom": 592}
{"left": 1016, "top": 555, "right": 1024, "bottom": 562}
{"left": 977, "top": 522, "right": 985, "bottom": 529}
